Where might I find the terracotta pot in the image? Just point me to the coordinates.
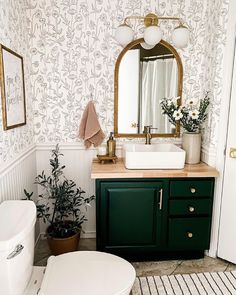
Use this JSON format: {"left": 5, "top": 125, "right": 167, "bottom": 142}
{"left": 47, "top": 229, "right": 80, "bottom": 256}
{"left": 182, "top": 132, "right": 201, "bottom": 164}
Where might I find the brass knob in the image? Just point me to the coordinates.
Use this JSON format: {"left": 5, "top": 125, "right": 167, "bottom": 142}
{"left": 190, "top": 187, "right": 196, "bottom": 194}
{"left": 188, "top": 206, "right": 195, "bottom": 213}
{"left": 187, "top": 232, "right": 193, "bottom": 238}
{"left": 230, "top": 148, "right": 236, "bottom": 158}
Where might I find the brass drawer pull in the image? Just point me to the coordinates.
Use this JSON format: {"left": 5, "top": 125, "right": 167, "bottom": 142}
{"left": 187, "top": 232, "right": 193, "bottom": 238}
{"left": 190, "top": 187, "right": 196, "bottom": 194}
{"left": 188, "top": 206, "right": 195, "bottom": 213}
{"left": 159, "top": 188, "right": 163, "bottom": 210}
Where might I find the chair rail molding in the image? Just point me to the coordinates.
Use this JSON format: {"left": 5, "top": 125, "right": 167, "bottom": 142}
{"left": 0, "top": 144, "right": 36, "bottom": 177}
{"left": 0, "top": 143, "right": 37, "bottom": 204}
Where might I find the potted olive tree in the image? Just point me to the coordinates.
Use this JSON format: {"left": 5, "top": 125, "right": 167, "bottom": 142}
{"left": 24, "top": 144, "right": 94, "bottom": 255}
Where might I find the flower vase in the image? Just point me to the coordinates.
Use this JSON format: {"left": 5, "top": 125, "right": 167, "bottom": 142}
{"left": 182, "top": 132, "right": 201, "bottom": 164}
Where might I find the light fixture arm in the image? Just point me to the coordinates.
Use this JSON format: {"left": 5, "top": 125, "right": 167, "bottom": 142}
{"left": 124, "top": 13, "right": 186, "bottom": 28}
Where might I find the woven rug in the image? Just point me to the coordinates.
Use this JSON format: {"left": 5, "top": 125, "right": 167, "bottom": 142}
{"left": 131, "top": 271, "right": 236, "bottom": 295}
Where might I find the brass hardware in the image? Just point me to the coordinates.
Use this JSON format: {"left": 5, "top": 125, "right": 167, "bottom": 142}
{"left": 230, "top": 148, "right": 236, "bottom": 158}
{"left": 97, "top": 155, "right": 118, "bottom": 164}
{"left": 144, "top": 125, "right": 152, "bottom": 144}
{"left": 144, "top": 13, "right": 158, "bottom": 27}
{"left": 190, "top": 187, "right": 196, "bottom": 194}
{"left": 143, "top": 125, "right": 158, "bottom": 144}
{"left": 188, "top": 206, "right": 195, "bottom": 213}
{"left": 145, "top": 133, "right": 152, "bottom": 145}
{"left": 124, "top": 13, "right": 184, "bottom": 27}
{"left": 159, "top": 188, "right": 163, "bottom": 210}
{"left": 143, "top": 126, "right": 152, "bottom": 144}
{"left": 131, "top": 122, "right": 138, "bottom": 128}
{"left": 187, "top": 232, "right": 193, "bottom": 238}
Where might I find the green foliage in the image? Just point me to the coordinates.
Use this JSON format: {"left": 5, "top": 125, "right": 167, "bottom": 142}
{"left": 160, "top": 93, "right": 210, "bottom": 132}
{"left": 24, "top": 144, "right": 94, "bottom": 238}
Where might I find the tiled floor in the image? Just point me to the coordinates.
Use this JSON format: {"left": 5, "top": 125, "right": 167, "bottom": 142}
{"left": 34, "top": 238, "right": 236, "bottom": 276}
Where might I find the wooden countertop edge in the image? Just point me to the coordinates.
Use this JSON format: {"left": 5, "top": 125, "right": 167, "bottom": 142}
{"left": 91, "top": 159, "right": 219, "bottom": 179}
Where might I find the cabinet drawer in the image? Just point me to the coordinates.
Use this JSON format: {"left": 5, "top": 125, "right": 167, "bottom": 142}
{"left": 168, "top": 217, "right": 211, "bottom": 249}
{"left": 169, "top": 199, "right": 212, "bottom": 216}
{"left": 170, "top": 180, "right": 214, "bottom": 198}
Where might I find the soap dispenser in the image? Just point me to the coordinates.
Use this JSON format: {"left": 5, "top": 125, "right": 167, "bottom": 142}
{"left": 107, "top": 132, "right": 116, "bottom": 157}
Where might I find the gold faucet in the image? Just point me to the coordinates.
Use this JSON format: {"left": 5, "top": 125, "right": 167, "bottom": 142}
{"left": 143, "top": 125, "right": 158, "bottom": 144}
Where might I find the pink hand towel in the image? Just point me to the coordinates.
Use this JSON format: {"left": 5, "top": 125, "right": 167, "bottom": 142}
{"left": 79, "top": 101, "right": 105, "bottom": 148}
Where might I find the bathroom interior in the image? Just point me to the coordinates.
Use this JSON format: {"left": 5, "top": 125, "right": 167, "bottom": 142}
{"left": 1, "top": 0, "right": 236, "bottom": 294}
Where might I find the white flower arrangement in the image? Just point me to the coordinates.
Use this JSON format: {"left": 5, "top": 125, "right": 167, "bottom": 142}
{"left": 173, "top": 110, "right": 183, "bottom": 120}
{"left": 160, "top": 93, "right": 210, "bottom": 132}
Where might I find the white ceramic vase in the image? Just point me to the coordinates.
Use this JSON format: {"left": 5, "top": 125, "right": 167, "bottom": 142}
{"left": 182, "top": 132, "right": 201, "bottom": 164}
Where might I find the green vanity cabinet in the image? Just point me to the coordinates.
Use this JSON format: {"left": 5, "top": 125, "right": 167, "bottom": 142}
{"left": 96, "top": 177, "right": 215, "bottom": 258}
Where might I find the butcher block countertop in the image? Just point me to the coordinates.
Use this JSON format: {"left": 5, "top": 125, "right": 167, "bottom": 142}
{"left": 91, "top": 159, "right": 219, "bottom": 179}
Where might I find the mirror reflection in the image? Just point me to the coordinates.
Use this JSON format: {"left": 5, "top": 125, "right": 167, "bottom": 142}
{"left": 115, "top": 39, "right": 182, "bottom": 137}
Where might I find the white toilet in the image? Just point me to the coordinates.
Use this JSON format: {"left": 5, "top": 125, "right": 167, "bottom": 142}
{"left": 0, "top": 201, "right": 136, "bottom": 295}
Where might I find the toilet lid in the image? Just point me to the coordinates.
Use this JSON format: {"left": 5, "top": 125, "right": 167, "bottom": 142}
{"left": 39, "top": 251, "right": 136, "bottom": 295}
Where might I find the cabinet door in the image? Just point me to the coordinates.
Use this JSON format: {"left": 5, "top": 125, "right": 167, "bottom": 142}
{"left": 98, "top": 181, "right": 163, "bottom": 251}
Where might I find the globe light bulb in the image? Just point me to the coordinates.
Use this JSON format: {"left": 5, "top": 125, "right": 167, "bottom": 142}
{"left": 172, "top": 25, "right": 189, "bottom": 48}
{"left": 140, "top": 42, "right": 155, "bottom": 50}
{"left": 115, "top": 24, "right": 134, "bottom": 47}
{"left": 144, "top": 25, "right": 163, "bottom": 46}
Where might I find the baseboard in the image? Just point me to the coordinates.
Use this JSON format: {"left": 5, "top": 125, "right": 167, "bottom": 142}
{"left": 81, "top": 231, "right": 96, "bottom": 239}
{"left": 39, "top": 231, "right": 96, "bottom": 240}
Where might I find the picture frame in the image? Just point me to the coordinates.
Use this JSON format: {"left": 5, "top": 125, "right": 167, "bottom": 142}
{"left": 0, "top": 44, "right": 26, "bottom": 130}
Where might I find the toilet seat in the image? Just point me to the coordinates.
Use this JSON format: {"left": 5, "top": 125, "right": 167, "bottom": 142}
{"left": 39, "top": 251, "right": 136, "bottom": 295}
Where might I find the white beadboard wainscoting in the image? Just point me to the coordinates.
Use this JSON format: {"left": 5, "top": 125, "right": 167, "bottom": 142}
{"left": 0, "top": 145, "right": 37, "bottom": 203}
{"left": 0, "top": 144, "right": 40, "bottom": 240}
{"left": 36, "top": 143, "right": 124, "bottom": 238}
{"left": 201, "top": 146, "right": 217, "bottom": 167}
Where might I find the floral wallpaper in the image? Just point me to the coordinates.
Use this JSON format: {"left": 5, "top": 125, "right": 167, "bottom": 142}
{"left": 26, "top": 0, "right": 229, "bottom": 158}
{"left": 0, "top": 0, "right": 230, "bottom": 164}
{"left": 0, "top": 0, "right": 34, "bottom": 164}
{"left": 200, "top": 0, "right": 229, "bottom": 151}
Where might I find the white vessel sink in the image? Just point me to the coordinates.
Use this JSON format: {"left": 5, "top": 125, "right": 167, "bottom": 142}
{"left": 123, "top": 143, "right": 186, "bottom": 169}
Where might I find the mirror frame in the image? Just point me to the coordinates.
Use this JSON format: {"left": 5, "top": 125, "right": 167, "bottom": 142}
{"left": 114, "top": 38, "right": 183, "bottom": 138}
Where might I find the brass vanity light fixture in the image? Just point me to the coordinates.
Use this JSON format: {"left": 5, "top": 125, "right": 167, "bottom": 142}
{"left": 115, "top": 13, "right": 189, "bottom": 48}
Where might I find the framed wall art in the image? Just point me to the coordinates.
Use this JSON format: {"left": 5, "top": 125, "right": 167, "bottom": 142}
{"left": 0, "top": 44, "right": 26, "bottom": 130}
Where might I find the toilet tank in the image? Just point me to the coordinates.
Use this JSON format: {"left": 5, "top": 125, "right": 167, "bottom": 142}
{"left": 0, "top": 200, "right": 36, "bottom": 295}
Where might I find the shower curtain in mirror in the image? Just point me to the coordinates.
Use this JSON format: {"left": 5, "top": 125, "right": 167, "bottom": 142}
{"left": 140, "top": 58, "right": 178, "bottom": 133}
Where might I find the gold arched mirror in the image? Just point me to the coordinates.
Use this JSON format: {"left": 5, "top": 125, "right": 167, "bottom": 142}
{"left": 114, "top": 38, "right": 183, "bottom": 138}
